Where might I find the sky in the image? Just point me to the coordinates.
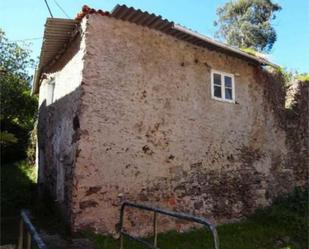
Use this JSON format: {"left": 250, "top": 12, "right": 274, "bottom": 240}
{"left": 1, "top": 0, "right": 309, "bottom": 73}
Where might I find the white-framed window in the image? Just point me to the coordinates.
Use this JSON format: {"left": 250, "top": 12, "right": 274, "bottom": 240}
{"left": 46, "top": 77, "right": 55, "bottom": 105}
{"left": 211, "top": 70, "right": 235, "bottom": 103}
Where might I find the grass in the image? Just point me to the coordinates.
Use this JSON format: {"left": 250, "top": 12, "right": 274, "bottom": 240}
{"left": 1, "top": 161, "right": 37, "bottom": 244}
{"left": 1, "top": 160, "right": 69, "bottom": 245}
{"left": 240, "top": 47, "right": 268, "bottom": 60}
{"left": 84, "top": 188, "right": 308, "bottom": 249}
{"left": 1, "top": 161, "right": 37, "bottom": 216}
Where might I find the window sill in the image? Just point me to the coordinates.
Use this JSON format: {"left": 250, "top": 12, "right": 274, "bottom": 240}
{"left": 211, "top": 96, "right": 236, "bottom": 104}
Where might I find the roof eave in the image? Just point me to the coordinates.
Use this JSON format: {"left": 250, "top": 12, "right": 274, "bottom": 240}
{"left": 32, "top": 18, "right": 79, "bottom": 95}
{"left": 33, "top": 5, "right": 279, "bottom": 95}
{"left": 172, "top": 24, "right": 279, "bottom": 68}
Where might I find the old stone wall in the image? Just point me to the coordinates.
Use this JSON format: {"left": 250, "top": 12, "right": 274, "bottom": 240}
{"left": 37, "top": 19, "right": 87, "bottom": 220}
{"left": 66, "top": 15, "right": 307, "bottom": 235}
{"left": 285, "top": 81, "right": 309, "bottom": 186}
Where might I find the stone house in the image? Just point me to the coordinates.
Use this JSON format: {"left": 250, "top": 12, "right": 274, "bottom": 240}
{"left": 33, "top": 5, "right": 308, "bottom": 235}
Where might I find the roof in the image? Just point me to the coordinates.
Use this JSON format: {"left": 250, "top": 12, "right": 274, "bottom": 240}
{"left": 32, "top": 4, "right": 278, "bottom": 94}
{"left": 32, "top": 18, "right": 79, "bottom": 94}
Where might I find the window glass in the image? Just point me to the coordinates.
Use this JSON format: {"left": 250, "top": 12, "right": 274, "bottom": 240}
{"left": 225, "top": 88, "right": 233, "bottom": 100}
{"left": 224, "top": 76, "right": 232, "bottom": 88}
{"left": 214, "top": 85, "right": 222, "bottom": 98}
{"left": 213, "top": 73, "right": 221, "bottom": 85}
{"left": 211, "top": 71, "right": 234, "bottom": 102}
{"left": 46, "top": 78, "right": 55, "bottom": 105}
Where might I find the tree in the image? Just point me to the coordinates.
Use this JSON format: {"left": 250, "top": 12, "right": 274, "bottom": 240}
{"left": 0, "top": 29, "right": 38, "bottom": 162}
{"left": 214, "top": 0, "right": 281, "bottom": 53}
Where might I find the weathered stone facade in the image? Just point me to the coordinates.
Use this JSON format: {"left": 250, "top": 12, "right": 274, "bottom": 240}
{"left": 37, "top": 14, "right": 308, "bottom": 235}
{"left": 285, "top": 81, "right": 309, "bottom": 187}
{"left": 37, "top": 19, "right": 87, "bottom": 219}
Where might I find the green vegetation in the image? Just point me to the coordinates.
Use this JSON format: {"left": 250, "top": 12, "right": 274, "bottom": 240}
{"left": 275, "top": 67, "right": 294, "bottom": 86}
{"left": 0, "top": 29, "right": 37, "bottom": 163}
{"left": 296, "top": 73, "right": 309, "bottom": 82}
{"left": 214, "top": 0, "right": 281, "bottom": 53}
{"left": 1, "top": 161, "right": 70, "bottom": 244}
{"left": 1, "top": 161, "right": 36, "bottom": 217}
{"left": 1, "top": 161, "right": 37, "bottom": 244}
{"left": 0, "top": 130, "right": 18, "bottom": 144}
{"left": 240, "top": 47, "right": 259, "bottom": 56}
{"left": 84, "top": 188, "right": 308, "bottom": 249}
{"left": 274, "top": 67, "right": 309, "bottom": 86}
{"left": 213, "top": 1, "right": 308, "bottom": 87}
{"left": 240, "top": 47, "right": 268, "bottom": 61}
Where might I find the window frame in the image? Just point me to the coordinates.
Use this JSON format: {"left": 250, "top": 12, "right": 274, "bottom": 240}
{"left": 46, "top": 77, "right": 55, "bottom": 105}
{"left": 211, "top": 70, "right": 235, "bottom": 103}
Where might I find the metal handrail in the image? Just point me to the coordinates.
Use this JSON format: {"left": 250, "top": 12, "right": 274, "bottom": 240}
{"left": 119, "top": 202, "right": 219, "bottom": 249}
{"left": 17, "top": 209, "right": 47, "bottom": 249}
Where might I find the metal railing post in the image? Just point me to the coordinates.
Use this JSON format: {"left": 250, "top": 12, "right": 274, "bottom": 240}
{"left": 119, "top": 202, "right": 220, "bottom": 249}
{"left": 18, "top": 210, "right": 47, "bottom": 249}
{"left": 18, "top": 219, "right": 24, "bottom": 249}
{"left": 27, "top": 232, "right": 32, "bottom": 249}
{"left": 153, "top": 211, "right": 158, "bottom": 247}
{"left": 119, "top": 204, "right": 125, "bottom": 249}
{"left": 210, "top": 225, "right": 220, "bottom": 249}
{"left": 120, "top": 234, "right": 124, "bottom": 249}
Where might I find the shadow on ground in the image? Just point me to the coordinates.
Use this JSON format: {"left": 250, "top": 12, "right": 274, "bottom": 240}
{"left": 1, "top": 161, "right": 98, "bottom": 248}
{"left": 1, "top": 161, "right": 36, "bottom": 245}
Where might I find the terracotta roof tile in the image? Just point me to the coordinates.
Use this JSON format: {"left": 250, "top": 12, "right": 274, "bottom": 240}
{"left": 75, "top": 5, "right": 110, "bottom": 21}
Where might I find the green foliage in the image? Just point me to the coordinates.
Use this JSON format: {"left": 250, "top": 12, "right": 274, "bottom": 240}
{"left": 273, "top": 67, "right": 309, "bottom": 86}
{"left": 214, "top": 0, "right": 281, "bottom": 53}
{"left": 240, "top": 47, "right": 269, "bottom": 60}
{"left": 274, "top": 67, "right": 294, "bottom": 85}
{"left": 249, "top": 187, "right": 308, "bottom": 249}
{"left": 0, "top": 28, "right": 38, "bottom": 162}
{"left": 84, "top": 188, "right": 308, "bottom": 249}
{"left": 26, "top": 121, "right": 37, "bottom": 164}
{"left": 296, "top": 73, "right": 309, "bottom": 82}
{"left": 240, "top": 47, "right": 259, "bottom": 56}
{"left": 1, "top": 160, "right": 69, "bottom": 241}
{"left": 1, "top": 161, "right": 36, "bottom": 216}
{"left": 0, "top": 131, "right": 18, "bottom": 145}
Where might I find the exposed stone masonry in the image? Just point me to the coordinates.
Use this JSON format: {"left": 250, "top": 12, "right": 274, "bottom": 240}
{"left": 37, "top": 14, "right": 308, "bottom": 236}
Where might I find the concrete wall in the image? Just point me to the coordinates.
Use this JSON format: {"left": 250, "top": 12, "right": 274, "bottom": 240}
{"left": 65, "top": 15, "right": 307, "bottom": 235}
